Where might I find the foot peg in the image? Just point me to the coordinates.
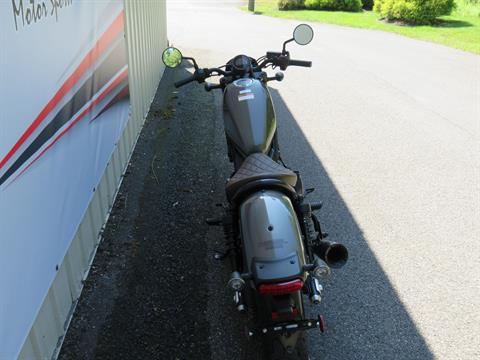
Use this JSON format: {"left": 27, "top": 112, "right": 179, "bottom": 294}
{"left": 311, "top": 202, "right": 323, "bottom": 211}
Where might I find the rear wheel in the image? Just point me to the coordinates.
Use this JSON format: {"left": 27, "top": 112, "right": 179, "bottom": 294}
{"left": 248, "top": 290, "right": 309, "bottom": 360}
{"left": 262, "top": 332, "right": 308, "bottom": 360}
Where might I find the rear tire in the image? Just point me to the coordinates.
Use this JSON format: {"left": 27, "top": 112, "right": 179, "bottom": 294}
{"left": 248, "top": 290, "right": 309, "bottom": 360}
{"left": 262, "top": 332, "right": 309, "bottom": 360}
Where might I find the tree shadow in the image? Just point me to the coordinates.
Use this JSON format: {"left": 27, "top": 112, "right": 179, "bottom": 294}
{"left": 269, "top": 88, "right": 434, "bottom": 359}
{"left": 382, "top": 18, "right": 473, "bottom": 28}
{"left": 433, "top": 19, "right": 473, "bottom": 28}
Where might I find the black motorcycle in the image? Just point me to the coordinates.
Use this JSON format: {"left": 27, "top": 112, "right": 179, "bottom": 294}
{"left": 162, "top": 24, "right": 348, "bottom": 360}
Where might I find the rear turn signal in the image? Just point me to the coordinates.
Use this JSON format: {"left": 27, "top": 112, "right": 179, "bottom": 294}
{"left": 259, "top": 279, "right": 304, "bottom": 296}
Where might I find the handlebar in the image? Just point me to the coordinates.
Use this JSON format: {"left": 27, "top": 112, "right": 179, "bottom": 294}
{"left": 175, "top": 75, "right": 197, "bottom": 88}
{"left": 174, "top": 54, "right": 311, "bottom": 89}
{"left": 175, "top": 68, "right": 231, "bottom": 88}
{"left": 263, "top": 52, "right": 312, "bottom": 70}
{"left": 288, "top": 59, "right": 312, "bottom": 67}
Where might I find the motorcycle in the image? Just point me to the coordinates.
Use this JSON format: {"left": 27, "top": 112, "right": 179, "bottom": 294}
{"left": 162, "top": 24, "right": 348, "bottom": 360}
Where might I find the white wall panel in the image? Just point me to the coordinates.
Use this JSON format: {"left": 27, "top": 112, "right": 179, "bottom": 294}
{"left": 17, "top": 1, "right": 167, "bottom": 359}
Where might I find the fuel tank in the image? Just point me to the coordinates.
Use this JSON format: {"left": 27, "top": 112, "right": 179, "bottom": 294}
{"left": 223, "top": 78, "right": 276, "bottom": 155}
{"left": 239, "top": 190, "right": 306, "bottom": 283}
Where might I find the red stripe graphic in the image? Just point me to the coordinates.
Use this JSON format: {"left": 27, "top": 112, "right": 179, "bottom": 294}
{"left": 9, "top": 68, "right": 129, "bottom": 186}
{"left": 0, "top": 11, "right": 125, "bottom": 171}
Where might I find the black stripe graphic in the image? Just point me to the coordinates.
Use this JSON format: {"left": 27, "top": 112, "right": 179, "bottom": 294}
{"left": 92, "top": 85, "right": 130, "bottom": 122}
{"left": 0, "top": 39, "right": 127, "bottom": 186}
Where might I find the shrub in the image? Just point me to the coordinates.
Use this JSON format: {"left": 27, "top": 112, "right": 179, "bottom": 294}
{"left": 374, "top": 0, "right": 456, "bottom": 24}
{"left": 305, "top": 0, "right": 363, "bottom": 11}
{"left": 455, "top": 0, "right": 480, "bottom": 17}
{"left": 362, "top": 0, "right": 374, "bottom": 10}
{"left": 278, "top": 0, "right": 306, "bottom": 10}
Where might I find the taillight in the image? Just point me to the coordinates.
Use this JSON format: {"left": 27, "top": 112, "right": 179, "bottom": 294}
{"left": 258, "top": 279, "right": 304, "bottom": 296}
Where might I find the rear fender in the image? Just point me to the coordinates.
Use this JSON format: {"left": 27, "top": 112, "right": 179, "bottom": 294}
{"left": 239, "top": 190, "right": 306, "bottom": 283}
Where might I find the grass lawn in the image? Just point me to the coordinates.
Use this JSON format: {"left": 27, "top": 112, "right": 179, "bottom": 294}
{"left": 246, "top": 1, "right": 480, "bottom": 54}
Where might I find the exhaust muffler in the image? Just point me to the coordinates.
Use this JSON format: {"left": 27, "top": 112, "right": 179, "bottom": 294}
{"left": 314, "top": 240, "right": 348, "bottom": 269}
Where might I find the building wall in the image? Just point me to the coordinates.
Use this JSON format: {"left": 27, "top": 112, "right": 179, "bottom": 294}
{"left": 17, "top": 1, "right": 167, "bottom": 359}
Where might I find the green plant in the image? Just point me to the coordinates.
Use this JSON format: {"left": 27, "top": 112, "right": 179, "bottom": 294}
{"left": 305, "top": 0, "right": 363, "bottom": 11}
{"left": 455, "top": 0, "right": 480, "bottom": 16}
{"left": 278, "top": 0, "right": 306, "bottom": 10}
{"left": 246, "top": 1, "right": 480, "bottom": 54}
{"left": 374, "top": 0, "right": 456, "bottom": 23}
{"left": 362, "top": 0, "right": 374, "bottom": 10}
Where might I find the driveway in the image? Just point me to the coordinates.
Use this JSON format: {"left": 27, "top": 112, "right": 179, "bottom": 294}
{"left": 167, "top": 1, "right": 479, "bottom": 359}
{"left": 60, "top": 1, "right": 479, "bottom": 360}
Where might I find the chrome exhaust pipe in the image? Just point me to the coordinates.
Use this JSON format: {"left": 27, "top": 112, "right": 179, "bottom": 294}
{"left": 315, "top": 240, "right": 348, "bottom": 269}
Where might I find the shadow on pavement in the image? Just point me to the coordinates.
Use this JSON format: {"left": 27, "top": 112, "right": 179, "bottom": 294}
{"left": 269, "top": 88, "right": 433, "bottom": 359}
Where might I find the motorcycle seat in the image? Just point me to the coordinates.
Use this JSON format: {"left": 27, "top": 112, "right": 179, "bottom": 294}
{"left": 226, "top": 153, "right": 297, "bottom": 200}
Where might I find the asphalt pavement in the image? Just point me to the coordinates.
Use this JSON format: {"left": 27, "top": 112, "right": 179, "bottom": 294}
{"left": 167, "top": 2, "right": 480, "bottom": 359}
{"left": 60, "top": 1, "right": 479, "bottom": 359}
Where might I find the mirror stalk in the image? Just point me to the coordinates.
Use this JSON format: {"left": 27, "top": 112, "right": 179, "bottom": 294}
{"left": 182, "top": 56, "right": 199, "bottom": 71}
{"left": 282, "top": 38, "right": 294, "bottom": 54}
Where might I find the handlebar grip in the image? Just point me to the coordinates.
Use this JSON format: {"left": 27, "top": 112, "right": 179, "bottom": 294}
{"left": 174, "top": 75, "right": 196, "bottom": 88}
{"left": 288, "top": 59, "right": 312, "bottom": 68}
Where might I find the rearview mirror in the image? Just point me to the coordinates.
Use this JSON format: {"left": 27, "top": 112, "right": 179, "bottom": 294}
{"left": 293, "top": 24, "right": 314, "bottom": 46}
{"left": 162, "top": 47, "right": 183, "bottom": 68}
